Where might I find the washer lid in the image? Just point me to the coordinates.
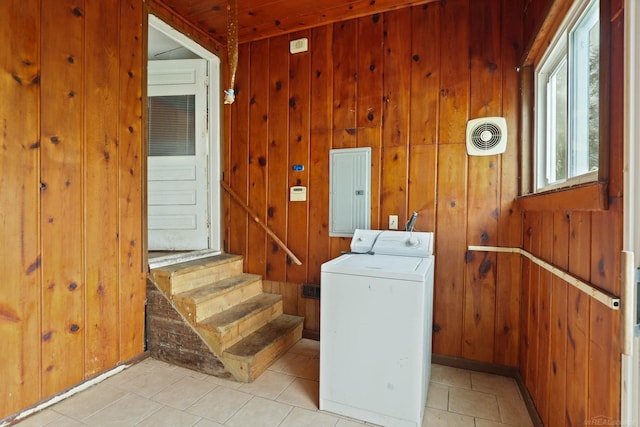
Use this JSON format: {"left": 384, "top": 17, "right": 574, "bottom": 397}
{"left": 321, "top": 253, "right": 433, "bottom": 281}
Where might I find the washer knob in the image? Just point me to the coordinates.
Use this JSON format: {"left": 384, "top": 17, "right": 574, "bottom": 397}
{"left": 406, "top": 237, "right": 419, "bottom": 247}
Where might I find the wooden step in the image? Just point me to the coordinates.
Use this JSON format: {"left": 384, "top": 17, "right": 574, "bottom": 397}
{"left": 149, "top": 254, "right": 243, "bottom": 295}
{"left": 173, "top": 273, "right": 263, "bottom": 323}
{"left": 223, "top": 314, "right": 304, "bottom": 382}
{"left": 197, "top": 293, "right": 283, "bottom": 353}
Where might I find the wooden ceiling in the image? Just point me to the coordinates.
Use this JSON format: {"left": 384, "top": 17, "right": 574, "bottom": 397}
{"left": 152, "top": 0, "right": 438, "bottom": 45}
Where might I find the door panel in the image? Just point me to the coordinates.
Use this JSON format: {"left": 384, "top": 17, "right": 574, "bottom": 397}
{"left": 148, "top": 59, "right": 208, "bottom": 250}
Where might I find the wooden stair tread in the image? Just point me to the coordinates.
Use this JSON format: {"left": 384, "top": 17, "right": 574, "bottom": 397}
{"left": 174, "top": 273, "right": 262, "bottom": 303}
{"left": 151, "top": 253, "right": 242, "bottom": 276}
{"left": 199, "top": 293, "right": 282, "bottom": 330}
{"left": 224, "top": 314, "right": 304, "bottom": 359}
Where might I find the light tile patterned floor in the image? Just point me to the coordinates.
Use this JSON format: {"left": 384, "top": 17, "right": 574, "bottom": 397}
{"left": 12, "top": 339, "right": 533, "bottom": 426}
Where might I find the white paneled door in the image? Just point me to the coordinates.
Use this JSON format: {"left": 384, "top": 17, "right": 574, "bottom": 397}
{"left": 147, "top": 59, "right": 209, "bottom": 250}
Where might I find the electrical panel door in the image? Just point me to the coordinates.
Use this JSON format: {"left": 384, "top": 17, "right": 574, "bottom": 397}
{"left": 329, "top": 147, "right": 371, "bottom": 237}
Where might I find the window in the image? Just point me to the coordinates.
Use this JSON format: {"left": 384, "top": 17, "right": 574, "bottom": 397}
{"left": 535, "top": 0, "right": 600, "bottom": 191}
{"left": 148, "top": 95, "right": 196, "bottom": 156}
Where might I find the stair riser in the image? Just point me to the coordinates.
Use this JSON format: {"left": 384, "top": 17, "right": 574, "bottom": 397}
{"left": 197, "top": 279, "right": 264, "bottom": 322}
{"left": 199, "top": 299, "right": 284, "bottom": 353}
{"left": 171, "top": 259, "right": 243, "bottom": 294}
{"left": 224, "top": 321, "right": 303, "bottom": 382}
{"left": 220, "top": 299, "right": 283, "bottom": 351}
{"left": 174, "top": 279, "right": 264, "bottom": 324}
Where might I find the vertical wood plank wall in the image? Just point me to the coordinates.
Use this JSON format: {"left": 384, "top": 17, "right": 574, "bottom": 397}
{"left": 224, "top": 0, "right": 525, "bottom": 360}
{"left": 518, "top": 1, "right": 624, "bottom": 425}
{"left": 0, "top": 0, "right": 145, "bottom": 420}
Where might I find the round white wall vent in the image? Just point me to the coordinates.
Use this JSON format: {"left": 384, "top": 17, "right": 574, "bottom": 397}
{"left": 465, "top": 117, "right": 507, "bottom": 156}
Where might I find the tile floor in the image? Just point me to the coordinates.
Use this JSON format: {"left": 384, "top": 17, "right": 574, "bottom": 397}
{"left": 12, "top": 339, "right": 533, "bottom": 427}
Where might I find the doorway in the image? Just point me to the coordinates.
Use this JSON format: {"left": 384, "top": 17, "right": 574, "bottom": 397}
{"left": 147, "top": 15, "right": 222, "bottom": 265}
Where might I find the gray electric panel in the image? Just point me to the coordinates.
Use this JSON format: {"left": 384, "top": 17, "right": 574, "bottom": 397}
{"left": 329, "top": 147, "right": 371, "bottom": 237}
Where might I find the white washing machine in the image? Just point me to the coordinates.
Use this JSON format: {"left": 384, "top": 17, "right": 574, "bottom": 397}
{"left": 320, "top": 229, "right": 435, "bottom": 427}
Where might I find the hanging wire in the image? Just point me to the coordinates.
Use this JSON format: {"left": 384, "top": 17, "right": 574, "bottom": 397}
{"left": 224, "top": 0, "right": 238, "bottom": 104}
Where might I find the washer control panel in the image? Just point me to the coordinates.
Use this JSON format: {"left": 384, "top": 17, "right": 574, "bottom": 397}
{"left": 350, "top": 229, "right": 434, "bottom": 257}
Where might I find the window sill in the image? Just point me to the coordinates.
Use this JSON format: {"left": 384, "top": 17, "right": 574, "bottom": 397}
{"left": 517, "top": 181, "right": 608, "bottom": 212}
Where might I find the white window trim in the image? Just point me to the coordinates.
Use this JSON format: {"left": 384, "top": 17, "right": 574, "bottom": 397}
{"left": 534, "top": 0, "right": 600, "bottom": 193}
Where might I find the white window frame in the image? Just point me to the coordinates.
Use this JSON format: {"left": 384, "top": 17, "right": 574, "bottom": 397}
{"left": 534, "top": 0, "right": 600, "bottom": 192}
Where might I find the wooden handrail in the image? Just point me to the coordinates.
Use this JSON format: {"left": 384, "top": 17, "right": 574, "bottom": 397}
{"left": 220, "top": 180, "right": 302, "bottom": 266}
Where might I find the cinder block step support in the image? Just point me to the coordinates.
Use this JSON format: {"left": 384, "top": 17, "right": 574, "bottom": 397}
{"left": 147, "top": 254, "right": 303, "bottom": 383}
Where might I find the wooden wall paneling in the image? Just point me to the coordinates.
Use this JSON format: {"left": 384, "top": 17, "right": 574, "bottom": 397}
{"left": 40, "top": 0, "right": 85, "bottom": 395}
{"left": 494, "top": 0, "right": 523, "bottom": 367}
{"left": 331, "top": 20, "right": 357, "bottom": 149}
{"left": 569, "top": 211, "right": 592, "bottom": 282}
{"left": 329, "top": 237, "right": 351, "bottom": 260}
{"left": 407, "top": 3, "right": 439, "bottom": 232}
{"left": 227, "top": 44, "right": 251, "bottom": 258}
{"left": 329, "top": 19, "right": 356, "bottom": 258}
{"left": 307, "top": 26, "right": 333, "bottom": 284}
{"left": 552, "top": 211, "right": 570, "bottom": 269}
{"left": 266, "top": 35, "right": 290, "bottom": 282}
{"left": 286, "top": 30, "right": 311, "bottom": 285}
{"left": 494, "top": 251, "right": 520, "bottom": 366}
{"left": 380, "top": 9, "right": 411, "bottom": 224}
{"left": 84, "top": 0, "right": 120, "bottom": 377}
{"left": 361, "top": 133, "right": 382, "bottom": 230}
{"left": 118, "top": 0, "right": 145, "bottom": 361}
{"left": 565, "top": 285, "right": 590, "bottom": 426}
{"left": 462, "top": 248, "right": 497, "bottom": 362}
{"left": 356, "top": 14, "right": 383, "bottom": 131}
{"left": 534, "top": 211, "right": 553, "bottom": 424}
{"left": 519, "top": 212, "right": 536, "bottom": 382}
{"left": 380, "top": 143, "right": 408, "bottom": 228}
{"left": 309, "top": 25, "right": 334, "bottom": 136}
{"left": 433, "top": 144, "right": 467, "bottom": 356}
{"left": 519, "top": 249, "right": 531, "bottom": 380}
{"left": 356, "top": 14, "right": 383, "bottom": 230}
{"left": 547, "top": 211, "right": 569, "bottom": 425}
{"left": 287, "top": 31, "right": 318, "bottom": 331}
{"left": 0, "top": 0, "right": 41, "bottom": 417}
{"left": 438, "top": 0, "right": 469, "bottom": 143}
{"left": 247, "top": 39, "right": 270, "bottom": 277}
{"left": 588, "top": 299, "right": 621, "bottom": 422}
{"left": 462, "top": 0, "right": 502, "bottom": 363}
{"left": 408, "top": 145, "right": 437, "bottom": 232}
{"left": 566, "top": 210, "right": 591, "bottom": 427}
{"left": 382, "top": 8, "right": 412, "bottom": 149}
{"left": 469, "top": 0, "right": 502, "bottom": 119}
{"left": 462, "top": 151, "right": 499, "bottom": 362}
{"left": 590, "top": 210, "right": 621, "bottom": 295}
{"left": 548, "top": 275, "right": 568, "bottom": 426}
{"left": 524, "top": 211, "right": 541, "bottom": 399}
{"left": 409, "top": 3, "right": 440, "bottom": 147}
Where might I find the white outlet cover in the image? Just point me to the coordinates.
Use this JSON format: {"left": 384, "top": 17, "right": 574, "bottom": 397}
{"left": 389, "top": 215, "right": 398, "bottom": 230}
{"left": 290, "top": 38, "right": 308, "bottom": 54}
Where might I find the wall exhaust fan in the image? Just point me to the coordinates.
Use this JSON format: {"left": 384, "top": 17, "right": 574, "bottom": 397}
{"left": 465, "top": 117, "right": 507, "bottom": 156}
